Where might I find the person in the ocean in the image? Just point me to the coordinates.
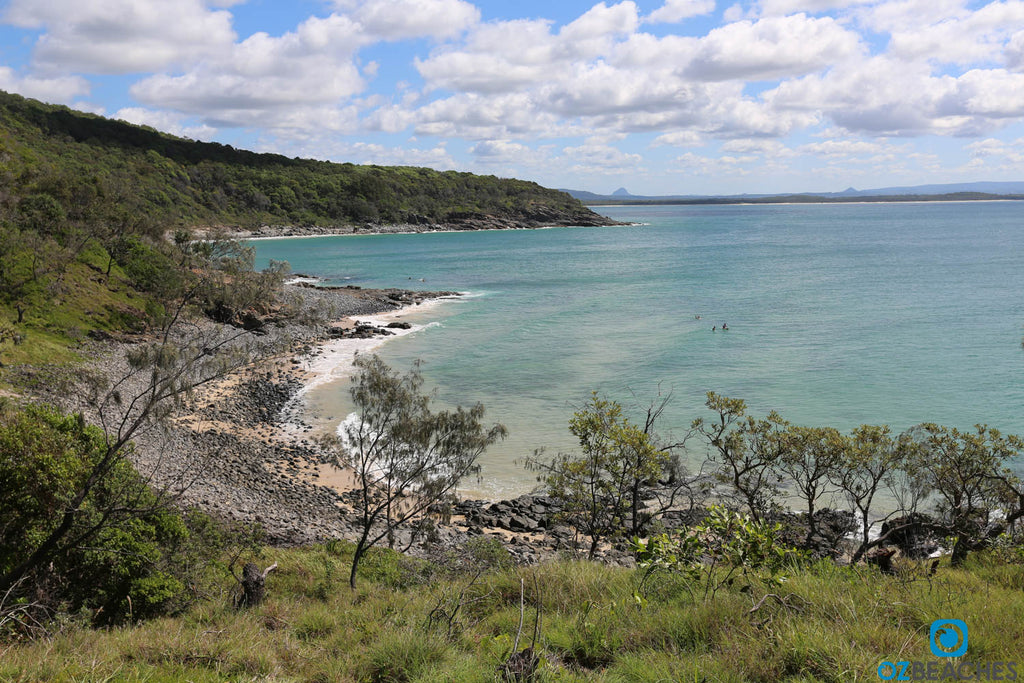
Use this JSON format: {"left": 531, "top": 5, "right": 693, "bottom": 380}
{"left": 712, "top": 326, "right": 716, "bottom": 332}
{"left": 722, "top": 323, "right": 728, "bottom": 330}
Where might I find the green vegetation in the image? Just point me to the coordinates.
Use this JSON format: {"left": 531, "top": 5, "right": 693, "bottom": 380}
{"left": 525, "top": 393, "right": 695, "bottom": 559}
{"left": 683, "top": 393, "right": 1024, "bottom": 566}
{"left": 0, "top": 89, "right": 603, "bottom": 369}
{"left": 1, "top": 541, "right": 1022, "bottom": 681}
{"left": 0, "top": 90, "right": 600, "bottom": 232}
{"left": 0, "top": 402, "right": 242, "bottom": 629}
{"left": 0, "top": 233, "right": 293, "bottom": 626}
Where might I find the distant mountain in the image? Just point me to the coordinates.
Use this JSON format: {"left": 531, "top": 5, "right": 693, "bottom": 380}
{"left": 564, "top": 181, "right": 1024, "bottom": 204}
{"left": 559, "top": 189, "right": 607, "bottom": 201}
{"left": 822, "top": 181, "right": 1024, "bottom": 197}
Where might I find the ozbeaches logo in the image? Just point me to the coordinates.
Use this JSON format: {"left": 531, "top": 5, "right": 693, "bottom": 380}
{"left": 877, "top": 619, "right": 1019, "bottom": 681}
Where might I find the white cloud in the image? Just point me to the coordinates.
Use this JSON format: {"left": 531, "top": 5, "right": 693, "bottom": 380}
{"left": 0, "top": 67, "right": 90, "bottom": 103}
{"left": 797, "top": 139, "right": 889, "bottom": 157}
{"left": 344, "top": 0, "right": 480, "bottom": 40}
{"left": 756, "top": 0, "right": 876, "bottom": 17}
{"left": 966, "top": 137, "right": 1024, "bottom": 163}
{"left": 544, "top": 60, "right": 706, "bottom": 117}
{"left": 562, "top": 143, "right": 644, "bottom": 174}
{"left": 652, "top": 130, "right": 705, "bottom": 147}
{"left": 1008, "top": 30, "right": 1024, "bottom": 70}
{"left": 670, "top": 151, "right": 757, "bottom": 176}
{"left": 470, "top": 140, "right": 550, "bottom": 167}
{"left": 413, "top": 92, "right": 568, "bottom": 139}
{"left": 721, "top": 138, "right": 794, "bottom": 156}
{"left": 559, "top": 2, "right": 640, "bottom": 58}
{"left": 948, "top": 69, "right": 1024, "bottom": 118}
{"left": 683, "top": 14, "right": 863, "bottom": 81}
{"left": 857, "top": 0, "right": 964, "bottom": 32}
{"left": 363, "top": 104, "right": 419, "bottom": 134}
{"left": 880, "top": 1, "right": 1024, "bottom": 66}
{"left": 113, "top": 107, "right": 217, "bottom": 140}
{"left": 416, "top": 18, "right": 558, "bottom": 94}
{"left": 765, "top": 56, "right": 1014, "bottom": 136}
{"left": 6, "top": 0, "right": 236, "bottom": 74}
{"left": 130, "top": 14, "right": 367, "bottom": 130}
{"left": 646, "top": 0, "right": 716, "bottom": 24}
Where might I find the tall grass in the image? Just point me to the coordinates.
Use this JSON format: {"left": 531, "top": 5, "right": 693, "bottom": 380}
{"left": 2, "top": 546, "right": 1021, "bottom": 681}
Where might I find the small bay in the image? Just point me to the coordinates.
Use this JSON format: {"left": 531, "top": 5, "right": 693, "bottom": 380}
{"left": 253, "top": 202, "right": 1024, "bottom": 497}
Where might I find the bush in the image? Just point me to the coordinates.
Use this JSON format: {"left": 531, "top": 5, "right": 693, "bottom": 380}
{"left": 109, "top": 234, "right": 181, "bottom": 297}
{"left": 632, "top": 505, "right": 805, "bottom": 602}
{"left": 0, "top": 403, "right": 226, "bottom": 627}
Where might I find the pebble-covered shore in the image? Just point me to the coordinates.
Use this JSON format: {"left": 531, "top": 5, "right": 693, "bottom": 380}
{"left": 56, "top": 283, "right": 605, "bottom": 565}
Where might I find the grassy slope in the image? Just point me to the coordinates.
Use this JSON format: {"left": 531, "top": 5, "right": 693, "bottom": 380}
{"left": 3, "top": 543, "right": 1021, "bottom": 682}
{"left": 0, "top": 245, "right": 148, "bottom": 368}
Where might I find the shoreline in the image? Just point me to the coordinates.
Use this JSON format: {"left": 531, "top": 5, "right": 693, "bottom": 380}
{"left": 186, "top": 213, "right": 625, "bottom": 242}
{"left": 276, "top": 295, "right": 455, "bottom": 442}
{"left": 136, "top": 283, "right": 611, "bottom": 563}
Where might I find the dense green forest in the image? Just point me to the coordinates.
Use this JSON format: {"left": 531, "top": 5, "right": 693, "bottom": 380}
{"left": 0, "top": 90, "right": 604, "bottom": 231}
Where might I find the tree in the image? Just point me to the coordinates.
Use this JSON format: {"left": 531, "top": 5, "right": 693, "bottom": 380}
{"left": 778, "top": 425, "right": 845, "bottom": 546}
{"left": 0, "top": 320, "right": 23, "bottom": 368}
{"left": 692, "top": 393, "right": 788, "bottom": 521}
{"left": 325, "top": 354, "right": 506, "bottom": 589}
{"left": 908, "top": 424, "right": 1024, "bottom": 565}
{"left": 834, "top": 425, "right": 917, "bottom": 562}
{"left": 626, "top": 389, "right": 702, "bottom": 536}
{"left": 525, "top": 393, "right": 674, "bottom": 559}
{"left": 632, "top": 505, "right": 802, "bottom": 602}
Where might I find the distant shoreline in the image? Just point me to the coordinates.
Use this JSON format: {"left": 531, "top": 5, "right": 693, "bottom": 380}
{"left": 583, "top": 192, "right": 1024, "bottom": 207}
{"left": 191, "top": 214, "right": 625, "bottom": 242}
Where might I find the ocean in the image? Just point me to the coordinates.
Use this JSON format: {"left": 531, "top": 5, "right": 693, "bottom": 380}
{"left": 252, "top": 201, "right": 1024, "bottom": 498}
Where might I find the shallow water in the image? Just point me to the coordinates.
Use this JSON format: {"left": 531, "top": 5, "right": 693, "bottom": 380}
{"left": 253, "top": 202, "right": 1024, "bottom": 498}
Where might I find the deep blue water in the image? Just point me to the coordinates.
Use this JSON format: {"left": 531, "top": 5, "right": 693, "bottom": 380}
{"left": 253, "top": 202, "right": 1024, "bottom": 496}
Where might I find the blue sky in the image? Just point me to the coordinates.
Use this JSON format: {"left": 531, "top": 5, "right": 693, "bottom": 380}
{"left": 2, "top": 0, "right": 1024, "bottom": 195}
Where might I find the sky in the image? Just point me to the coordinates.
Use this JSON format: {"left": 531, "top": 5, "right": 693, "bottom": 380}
{"left": 1, "top": 0, "right": 1024, "bottom": 196}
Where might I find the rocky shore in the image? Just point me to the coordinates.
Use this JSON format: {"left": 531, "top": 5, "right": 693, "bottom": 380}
{"left": 189, "top": 209, "right": 624, "bottom": 241}
{"left": 52, "top": 282, "right": 607, "bottom": 565}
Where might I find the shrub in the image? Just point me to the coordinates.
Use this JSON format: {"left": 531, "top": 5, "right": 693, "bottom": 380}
{"left": 0, "top": 403, "right": 226, "bottom": 628}
{"left": 632, "top": 505, "right": 805, "bottom": 602}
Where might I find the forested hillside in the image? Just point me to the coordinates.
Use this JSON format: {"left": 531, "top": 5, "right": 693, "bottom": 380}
{"left": 0, "top": 90, "right": 610, "bottom": 365}
{"left": 0, "top": 90, "right": 607, "bottom": 231}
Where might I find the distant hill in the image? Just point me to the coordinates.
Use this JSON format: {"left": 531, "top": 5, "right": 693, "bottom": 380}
{"left": 565, "top": 181, "right": 1024, "bottom": 204}
{"left": 822, "top": 181, "right": 1024, "bottom": 197}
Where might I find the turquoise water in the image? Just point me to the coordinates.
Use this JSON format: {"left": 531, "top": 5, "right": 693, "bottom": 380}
{"left": 253, "top": 202, "right": 1024, "bottom": 497}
